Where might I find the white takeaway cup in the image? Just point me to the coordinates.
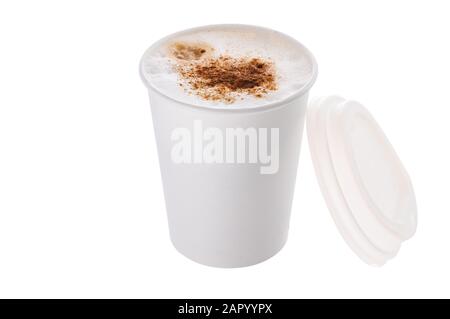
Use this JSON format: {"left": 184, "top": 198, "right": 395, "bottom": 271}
{"left": 140, "top": 25, "right": 318, "bottom": 267}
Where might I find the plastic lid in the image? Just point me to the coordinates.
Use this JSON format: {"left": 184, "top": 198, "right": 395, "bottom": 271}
{"left": 306, "top": 96, "right": 417, "bottom": 266}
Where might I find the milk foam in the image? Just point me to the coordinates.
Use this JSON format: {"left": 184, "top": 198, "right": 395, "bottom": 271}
{"left": 140, "top": 25, "right": 316, "bottom": 109}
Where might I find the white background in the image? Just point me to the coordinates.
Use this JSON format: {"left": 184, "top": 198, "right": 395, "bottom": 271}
{"left": 0, "top": 0, "right": 449, "bottom": 298}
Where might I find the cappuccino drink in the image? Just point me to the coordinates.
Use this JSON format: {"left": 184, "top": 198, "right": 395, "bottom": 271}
{"left": 141, "top": 25, "right": 315, "bottom": 108}
{"left": 140, "top": 25, "right": 317, "bottom": 267}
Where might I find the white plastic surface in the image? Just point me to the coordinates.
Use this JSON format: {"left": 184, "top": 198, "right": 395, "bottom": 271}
{"left": 145, "top": 90, "right": 310, "bottom": 268}
{"left": 307, "top": 96, "right": 417, "bottom": 266}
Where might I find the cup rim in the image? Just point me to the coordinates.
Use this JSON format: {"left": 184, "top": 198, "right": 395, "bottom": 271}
{"left": 139, "top": 24, "right": 318, "bottom": 113}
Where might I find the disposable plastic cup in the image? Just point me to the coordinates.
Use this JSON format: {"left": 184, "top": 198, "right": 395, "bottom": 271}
{"left": 140, "top": 25, "right": 317, "bottom": 267}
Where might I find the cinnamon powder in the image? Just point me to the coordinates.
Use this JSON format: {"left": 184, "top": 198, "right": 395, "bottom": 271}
{"left": 168, "top": 42, "right": 277, "bottom": 103}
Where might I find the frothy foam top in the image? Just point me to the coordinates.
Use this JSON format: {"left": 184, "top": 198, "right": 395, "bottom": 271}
{"left": 140, "top": 25, "right": 316, "bottom": 109}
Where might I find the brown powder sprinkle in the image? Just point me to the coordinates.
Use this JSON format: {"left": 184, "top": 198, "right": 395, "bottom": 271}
{"left": 169, "top": 41, "right": 214, "bottom": 61}
{"left": 168, "top": 42, "right": 277, "bottom": 103}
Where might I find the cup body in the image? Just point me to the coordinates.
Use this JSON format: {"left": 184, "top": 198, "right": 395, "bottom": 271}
{"left": 147, "top": 89, "right": 309, "bottom": 267}
{"left": 141, "top": 24, "right": 317, "bottom": 267}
